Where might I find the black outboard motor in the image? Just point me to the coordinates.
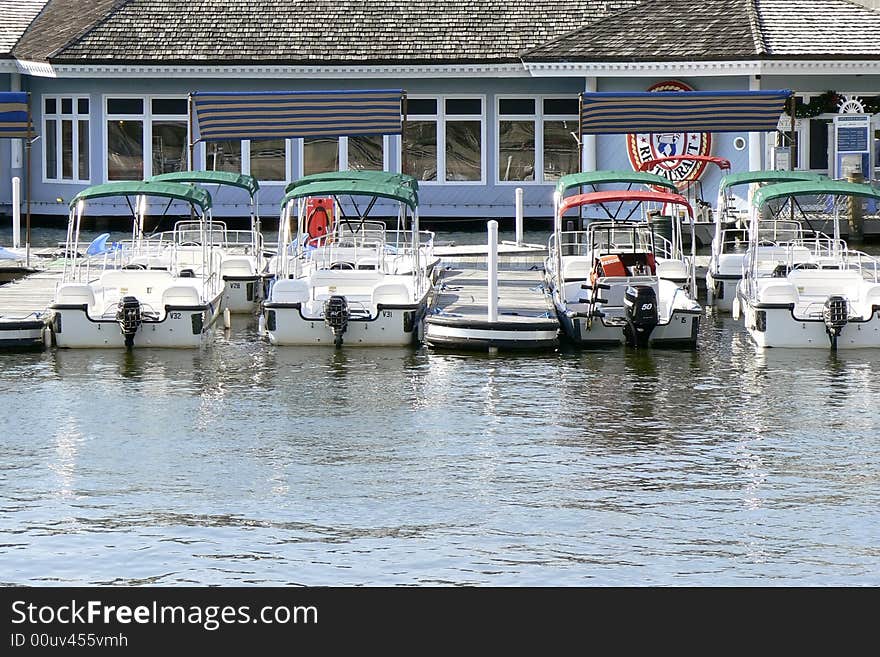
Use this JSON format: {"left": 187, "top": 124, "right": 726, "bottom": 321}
{"left": 822, "top": 295, "right": 848, "bottom": 349}
{"left": 623, "top": 285, "right": 659, "bottom": 347}
{"left": 323, "top": 295, "right": 350, "bottom": 348}
{"left": 116, "top": 296, "right": 142, "bottom": 348}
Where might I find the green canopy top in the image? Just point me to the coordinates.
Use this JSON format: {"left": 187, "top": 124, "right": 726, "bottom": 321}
{"left": 752, "top": 179, "right": 880, "bottom": 208}
{"left": 281, "top": 178, "right": 419, "bottom": 212}
{"left": 70, "top": 181, "right": 212, "bottom": 212}
{"left": 555, "top": 170, "right": 678, "bottom": 195}
{"left": 149, "top": 170, "right": 259, "bottom": 197}
{"left": 719, "top": 170, "right": 826, "bottom": 192}
{"left": 285, "top": 170, "right": 418, "bottom": 196}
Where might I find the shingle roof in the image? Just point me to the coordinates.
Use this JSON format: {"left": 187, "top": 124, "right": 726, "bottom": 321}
{"left": 756, "top": 0, "right": 880, "bottom": 56}
{"left": 0, "top": 0, "right": 50, "bottom": 56}
{"left": 13, "top": 0, "right": 128, "bottom": 62}
{"left": 522, "top": 0, "right": 880, "bottom": 61}
{"left": 14, "top": 0, "right": 640, "bottom": 65}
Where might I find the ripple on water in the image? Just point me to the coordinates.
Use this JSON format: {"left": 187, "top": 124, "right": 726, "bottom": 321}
{"left": 1, "top": 307, "right": 880, "bottom": 585}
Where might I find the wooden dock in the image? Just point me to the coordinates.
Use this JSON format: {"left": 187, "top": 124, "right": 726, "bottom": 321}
{"left": 0, "top": 255, "right": 63, "bottom": 347}
{"left": 425, "top": 253, "right": 559, "bottom": 351}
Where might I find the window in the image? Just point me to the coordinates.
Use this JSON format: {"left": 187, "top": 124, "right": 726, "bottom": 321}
{"left": 43, "top": 96, "right": 89, "bottom": 183}
{"left": 347, "top": 135, "right": 385, "bottom": 171}
{"left": 496, "top": 96, "right": 579, "bottom": 184}
{"left": 303, "top": 137, "right": 339, "bottom": 176}
{"left": 250, "top": 139, "right": 287, "bottom": 181}
{"left": 404, "top": 99, "right": 438, "bottom": 182}
{"left": 542, "top": 98, "right": 580, "bottom": 182}
{"left": 105, "top": 96, "right": 187, "bottom": 181}
{"left": 205, "top": 141, "right": 243, "bottom": 174}
{"left": 498, "top": 99, "right": 535, "bottom": 182}
{"left": 445, "top": 98, "right": 482, "bottom": 182}
{"left": 403, "top": 96, "right": 485, "bottom": 184}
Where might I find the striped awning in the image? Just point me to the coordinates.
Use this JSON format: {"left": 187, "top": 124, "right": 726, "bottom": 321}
{"left": 0, "top": 92, "right": 31, "bottom": 139}
{"left": 580, "top": 90, "right": 791, "bottom": 135}
{"left": 192, "top": 89, "right": 404, "bottom": 141}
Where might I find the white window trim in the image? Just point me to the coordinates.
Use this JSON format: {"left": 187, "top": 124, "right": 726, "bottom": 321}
{"left": 406, "top": 94, "right": 486, "bottom": 185}
{"left": 42, "top": 95, "right": 90, "bottom": 185}
{"left": 103, "top": 94, "right": 189, "bottom": 182}
{"left": 294, "top": 134, "right": 391, "bottom": 179}
{"left": 244, "top": 138, "right": 292, "bottom": 185}
{"left": 495, "top": 94, "right": 579, "bottom": 186}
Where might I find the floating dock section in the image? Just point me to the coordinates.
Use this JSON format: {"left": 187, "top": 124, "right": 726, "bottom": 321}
{"left": 0, "top": 255, "right": 61, "bottom": 348}
{"left": 425, "top": 223, "right": 559, "bottom": 351}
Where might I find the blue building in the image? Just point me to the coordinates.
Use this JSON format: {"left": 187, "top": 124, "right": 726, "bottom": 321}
{"left": 1, "top": 0, "right": 879, "bottom": 221}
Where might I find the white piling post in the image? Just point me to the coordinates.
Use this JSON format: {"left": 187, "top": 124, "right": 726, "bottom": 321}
{"left": 488, "top": 220, "right": 498, "bottom": 323}
{"left": 515, "top": 187, "right": 524, "bottom": 246}
{"left": 12, "top": 177, "right": 21, "bottom": 249}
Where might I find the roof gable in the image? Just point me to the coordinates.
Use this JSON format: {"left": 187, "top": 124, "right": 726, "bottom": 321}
{"left": 0, "top": 0, "right": 50, "bottom": 56}
{"left": 13, "top": 0, "right": 130, "bottom": 62}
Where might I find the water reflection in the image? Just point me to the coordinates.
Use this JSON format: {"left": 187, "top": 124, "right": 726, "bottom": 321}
{"left": 2, "top": 312, "right": 880, "bottom": 585}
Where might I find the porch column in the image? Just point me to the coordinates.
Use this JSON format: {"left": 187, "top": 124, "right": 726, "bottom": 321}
{"left": 748, "top": 75, "right": 763, "bottom": 172}
{"left": 583, "top": 76, "right": 597, "bottom": 172}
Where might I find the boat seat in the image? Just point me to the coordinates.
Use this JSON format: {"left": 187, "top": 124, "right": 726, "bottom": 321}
{"left": 221, "top": 256, "right": 256, "bottom": 278}
{"left": 55, "top": 283, "right": 96, "bottom": 309}
{"left": 755, "top": 279, "right": 797, "bottom": 305}
{"left": 655, "top": 259, "right": 688, "bottom": 281}
{"left": 562, "top": 256, "right": 592, "bottom": 281}
{"left": 372, "top": 282, "right": 411, "bottom": 307}
{"left": 161, "top": 284, "right": 201, "bottom": 308}
{"left": 270, "top": 278, "right": 310, "bottom": 304}
{"left": 787, "top": 269, "right": 865, "bottom": 299}
{"left": 356, "top": 257, "right": 380, "bottom": 270}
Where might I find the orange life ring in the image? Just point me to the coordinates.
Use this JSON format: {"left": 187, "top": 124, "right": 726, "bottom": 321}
{"left": 306, "top": 198, "right": 334, "bottom": 246}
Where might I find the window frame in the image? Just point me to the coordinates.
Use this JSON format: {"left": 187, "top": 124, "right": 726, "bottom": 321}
{"left": 494, "top": 94, "right": 579, "bottom": 186}
{"left": 42, "top": 94, "right": 91, "bottom": 185}
{"left": 103, "top": 94, "right": 189, "bottom": 182}
{"left": 404, "top": 94, "right": 486, "bottom": 186}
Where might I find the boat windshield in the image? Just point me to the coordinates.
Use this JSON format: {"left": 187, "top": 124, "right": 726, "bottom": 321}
{"left": 590, "top": 222, "right": 654, "bottom": 254}
{"left": 756, "top": 220, "right": 803, "bottom": 243}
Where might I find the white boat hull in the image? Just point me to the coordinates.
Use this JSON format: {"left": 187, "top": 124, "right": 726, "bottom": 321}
{"left": 705, "top": 271, "right": 740, "bottom": 313}
{"left": 738, "top": 295, "right": 880, "bottom": 349}
{"left": 222, "top": 275, "right": 261, "bottom": 313}
{"left": 263, "top": 298, "right": 427, "bottom": 347}
{"left": 50, "top": 295, "right": 222, "bottom": 348}
{"left": 558, "top": 306, "right": 700, "bottom": 346}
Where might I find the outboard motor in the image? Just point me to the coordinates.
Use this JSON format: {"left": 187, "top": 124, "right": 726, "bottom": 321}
{"left": 116, "top": 296, "right": 142, "bottom": 348}
{"left": 623, "top": 285, "right": 659, "bottom": 347}
{"left": 323, "top": 295, "right": 350, "bottom": 348}
{"left": 822, "top": 295, "right": 848, "bottom": 349}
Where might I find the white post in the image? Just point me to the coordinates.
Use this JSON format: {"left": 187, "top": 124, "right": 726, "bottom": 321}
{"left": 12, "top": 177, "right": 21, "bottom": 248}
{"left": 487, "top": 220, "right": 498, "bottom": 323}
{"left": 583, "top": 76, "right": 598, "bottom": 172}
{"left": 515, "top": 187, "right": 524, "bottom": 246}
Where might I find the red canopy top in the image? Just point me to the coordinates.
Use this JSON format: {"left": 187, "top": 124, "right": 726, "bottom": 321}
{"left": 637, "top": 155, "right": 731, "bottom": 174}
{"left": 558, "top": 190, "right": 694, "bottom": 218}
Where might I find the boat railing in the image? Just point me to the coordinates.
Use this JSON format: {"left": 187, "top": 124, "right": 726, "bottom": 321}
{"left": 716, "top": 227, "right": 750, "bottom": 256}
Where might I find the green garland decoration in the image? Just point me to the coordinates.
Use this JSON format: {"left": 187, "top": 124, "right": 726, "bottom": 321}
{"left": 785, "top": 90, "right": 880, "bottom": 117}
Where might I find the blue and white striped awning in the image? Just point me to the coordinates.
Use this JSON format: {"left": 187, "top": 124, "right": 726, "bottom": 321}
{"left": 0, "top": 92, "right": 31, "bottom": 139}
{"left": 580, "top": 90, "right": 792, "bottom": 135}
{"left": 192, "top": 89, "right": 404, "bottom": 141}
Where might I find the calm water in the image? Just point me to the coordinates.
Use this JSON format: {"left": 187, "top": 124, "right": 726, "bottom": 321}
{"left": 1, "top": 226, "right": 879, "bottom": 585}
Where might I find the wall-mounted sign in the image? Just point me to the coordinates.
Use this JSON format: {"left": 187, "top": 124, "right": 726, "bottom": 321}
{"left": 626, "top": 80, "right": 712, "bottom": 190}
{"left": 833, "top": 113, "right": 872, "bottom": 179}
